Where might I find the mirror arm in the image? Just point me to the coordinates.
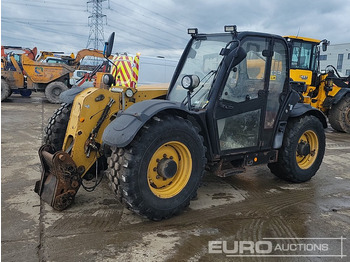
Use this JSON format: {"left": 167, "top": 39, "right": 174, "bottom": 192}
{"left": 103, "top": 43, "right": 107, "bottom": 58}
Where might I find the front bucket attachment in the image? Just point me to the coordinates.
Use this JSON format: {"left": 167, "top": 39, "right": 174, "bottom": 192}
{"left": 34, "top": 145, "right": 82, "bottom": 211}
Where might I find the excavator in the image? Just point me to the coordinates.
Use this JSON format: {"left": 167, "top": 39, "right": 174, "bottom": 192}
{"left": 36, "top": 49, "right": 108, "bottom": 70}
{"left": 285, "top": 36, "right": 350, "bottom": 133}
{"left": 35, "top": 51, "right": 74, "bottom": 62}
{"left": 35, "top": 28, "right": 327, "bottom": 220}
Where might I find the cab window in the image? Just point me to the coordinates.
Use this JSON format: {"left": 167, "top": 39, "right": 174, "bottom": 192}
{"left": 220, "top": 37, "right": 269, "bottom": 103}
{"left": 291, "top": 41, "right": 314, "bottom": 70}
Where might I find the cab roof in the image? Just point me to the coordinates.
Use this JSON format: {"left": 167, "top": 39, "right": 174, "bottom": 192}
{"left": 284, "top": 35, "right": 321, "bottom": 44}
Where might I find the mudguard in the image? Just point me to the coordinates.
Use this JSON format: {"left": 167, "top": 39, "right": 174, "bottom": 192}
{"left": 273, "top": 103, "right": 327, "bottom": 149}
{"left": 289, "top": 103, "right": 327, "bottom": 128}
{"left": 332, "top": 88, "right": 350, "bottom": 105}
{"left": 59, "top": 86, "right": 86, "bottom": 104}
{"left": 102, "top": 99, "right": 188, "bottom": 148}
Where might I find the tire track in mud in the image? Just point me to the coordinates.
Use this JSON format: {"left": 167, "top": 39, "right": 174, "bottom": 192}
{"left": 41, "top": 130, "right": 350, "bottom": 260}
{"left": 170, "top": 188, "right": 309, "bottom": 261}
{"left": 41, "top": 171, "right": 337, "bottom": 237}
{"left": 209, "top": 172, "right": 310, "bottom": 244}
{"left": 41, "top": 186, "right": 315, "bottom": 238}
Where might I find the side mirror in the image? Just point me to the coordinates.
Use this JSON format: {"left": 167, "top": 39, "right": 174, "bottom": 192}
{"left": 321, "top": 39, "right": 329, "bottom": 52}
{"left": 225, "top": 46, "right": 247, "bottom": 67}
{"left": 104, "top": 32, "right": 115, "bottom": 57}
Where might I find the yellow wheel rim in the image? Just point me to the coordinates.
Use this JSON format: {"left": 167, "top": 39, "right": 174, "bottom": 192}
{"left": 147, "top": 141, "right": 192, "bottom": 198}
{"left": 296, "top": 130, "right": 319, "bottom": 170}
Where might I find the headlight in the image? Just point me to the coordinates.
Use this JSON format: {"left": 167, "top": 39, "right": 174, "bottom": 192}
{"left": 181, "top": 75, "right": 192, "bottom": 89}
{"left": 181, "top": 75, "right": 200, "bottom": 91}
{"left": 102, "top": 74, "right": 114, "bottom": 86}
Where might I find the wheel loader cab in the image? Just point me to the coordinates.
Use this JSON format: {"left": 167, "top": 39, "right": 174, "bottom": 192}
{"left": 166, "top": 30, "right": 292, "bottom": 158}
{"left": 285, "top": 36, "right": 321, "bottom": 87}
{"left": 285, "top": 36, "right": 350, "bottom": 133}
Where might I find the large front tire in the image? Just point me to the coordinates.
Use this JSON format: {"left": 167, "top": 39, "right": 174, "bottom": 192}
{"left": 45, "top": 81, "right": 68, "bottom": 104}
{"left": 44, "top": 103, "right": 71, "bottom": 151}
{"left": 43, "top": 103, "right": 106, "bottom": 180}
{"left": 328, "top": 94, "right": 350, "bottom": 133}
{"left": 106, "top": 115, "right": 206, "bottom": 220}
{"left": 268, "top": 115, "right": 325, "bottom": 183}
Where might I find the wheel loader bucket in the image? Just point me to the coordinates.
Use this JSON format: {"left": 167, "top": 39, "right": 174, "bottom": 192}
{"left": 34, "top": 145, "right": 82, "bottom": 211}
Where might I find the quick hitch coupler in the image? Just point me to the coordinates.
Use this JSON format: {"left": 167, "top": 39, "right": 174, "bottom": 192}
{"left": 35, "top": 145, "right": 82, "bottom": 211}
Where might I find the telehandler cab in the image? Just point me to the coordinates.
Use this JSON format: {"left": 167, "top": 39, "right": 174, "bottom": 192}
{"left": 36, "top": 27, "right": 327, "bottom": 220}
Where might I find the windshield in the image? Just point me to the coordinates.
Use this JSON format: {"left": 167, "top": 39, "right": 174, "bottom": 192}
{"left": 291, "top": 41, "right": 317, "bottom": 70}
{"left": 168, "top": 35, "right": 231, "bottom": 109}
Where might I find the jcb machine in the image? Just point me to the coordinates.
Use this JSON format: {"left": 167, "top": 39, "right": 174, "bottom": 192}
{"left": 36, "top": 27, "right": 327, "bottom": 220}
{"left": 285, "top": 36, "right": 350, "bottom": 133}
{"left": 35, "top": 51, "right": 74, "bottom": 62}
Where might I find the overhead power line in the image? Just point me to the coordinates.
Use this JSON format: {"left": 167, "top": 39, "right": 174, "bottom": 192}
{"left": 2, "top": 0, "right": 85, "bottom": 7}
{"left": 108, "top": 1, "right": 186, "bottom": 36}
{"left": 107, "top": 5, "right": 187, "bottom": 42}
{"left": 1, "top": 17, "right": 86, "bottom": 26}
{"left": 127, "top": 0, "right": 188, "bottom": 28}
{"left": 2, "top": 1, "right": 84, "bottom": 12}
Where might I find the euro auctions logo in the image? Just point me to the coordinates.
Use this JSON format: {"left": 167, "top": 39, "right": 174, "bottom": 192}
{"left": 209, "top": 240, "right": 274, "bottom": 254}
{"left": 208, "top": 237, "right": 347, "bottom": 258}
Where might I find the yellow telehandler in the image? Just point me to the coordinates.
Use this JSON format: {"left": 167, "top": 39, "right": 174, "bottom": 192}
{"left": 35, "top": 28, "right": 327, "bottom": 220}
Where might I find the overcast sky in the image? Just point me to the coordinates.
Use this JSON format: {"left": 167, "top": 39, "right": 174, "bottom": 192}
{"left": 1, "top": 0, "right": 350, "bottom": 60}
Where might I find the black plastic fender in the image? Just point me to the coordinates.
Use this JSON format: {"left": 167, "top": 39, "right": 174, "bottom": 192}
{"left": 289, "top": 103, "right": 327, "bottom": 128}
{"left": 102, "top": 99, "right": 188, "bottom": 148}
{"left": 59, "top": 86, "right": 86, "bottom": 104}
{"left": 273, "top": 103, "right": 327, "bottom": 149}
{"left": 332, "top": 88, "right": 350, "bottom": 105}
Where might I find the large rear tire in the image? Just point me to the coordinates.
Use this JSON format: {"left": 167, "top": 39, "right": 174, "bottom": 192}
{"left": 1, "top": 79, "right": 11, "bottom": 101}
{"left": 106, "top": 115, "right": 206, "bottom": 220}
{"left": 44, "top": 103, "right": 71, "bottom": 151}
{"left": 328, "top": 93, "right": 350, "bottom": 133}
{"left": 268, "top": 115, "right": 325, "bottom": 183}
{"left": 45, "top": 81, "right": 68, "bottom": 104}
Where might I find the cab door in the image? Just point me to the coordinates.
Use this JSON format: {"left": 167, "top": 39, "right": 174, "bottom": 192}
{"left": 214, "top": 36, "right": 288, "bottom": 154}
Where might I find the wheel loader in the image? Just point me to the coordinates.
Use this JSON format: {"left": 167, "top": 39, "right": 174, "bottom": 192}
{"left": 35, "top": 27, "right": 327, "bottom": 221}
{"left": 285, "top": 36, "right": 350, "bottom": 133}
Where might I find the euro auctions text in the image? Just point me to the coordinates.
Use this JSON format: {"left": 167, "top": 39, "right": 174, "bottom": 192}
{"left": 208, "top": 237, "right": 347, "bottom": 258}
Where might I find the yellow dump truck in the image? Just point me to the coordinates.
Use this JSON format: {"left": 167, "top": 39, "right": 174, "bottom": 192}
{"left": 2, "top": 47, "right": 111, "bottom": 103}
